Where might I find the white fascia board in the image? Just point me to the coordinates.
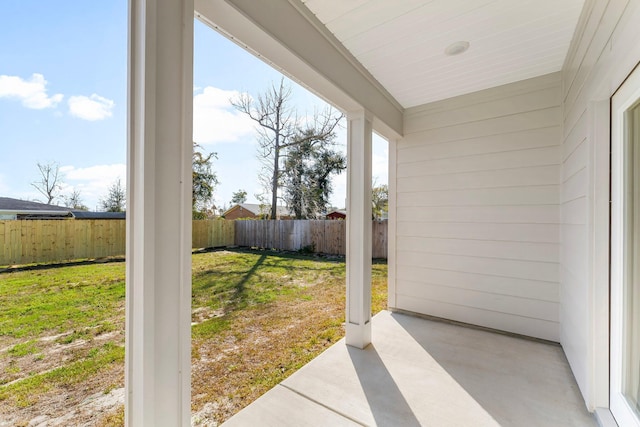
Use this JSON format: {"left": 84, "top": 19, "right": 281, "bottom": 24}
{"left": 194, "top": 0, "right": 403, "bottom": 138}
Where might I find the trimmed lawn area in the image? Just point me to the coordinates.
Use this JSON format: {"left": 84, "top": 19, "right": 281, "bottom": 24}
{"left": 0, "top": 249, "right": 387, "bottom": 425}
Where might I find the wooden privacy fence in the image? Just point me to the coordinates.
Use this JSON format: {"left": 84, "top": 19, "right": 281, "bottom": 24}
{"left": 235, "top": 220, "right": 388, "bottom": 258}
{"left": 1, "top": 218, "right": 386, "bottom": 265}
{"left": 0, "top": 220, "right": 126, "bottom": 266}
{"left": 192, "top": 220, "right": 235, "bottom": 249}
{"left": 0, "top": 219, "right": 235, "bottom": 266}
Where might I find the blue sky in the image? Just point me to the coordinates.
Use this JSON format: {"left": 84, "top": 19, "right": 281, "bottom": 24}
{"left": 0, "top": 1, "right": 388, "bottom": 211}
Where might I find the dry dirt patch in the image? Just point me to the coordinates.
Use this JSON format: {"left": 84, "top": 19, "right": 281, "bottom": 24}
{"left": 0, "top": 250, "right": 387, "bottom": 426}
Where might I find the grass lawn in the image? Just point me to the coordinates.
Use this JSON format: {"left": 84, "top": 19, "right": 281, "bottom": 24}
{"left": 0, "top": 249, "right": 387, "bottom": 426}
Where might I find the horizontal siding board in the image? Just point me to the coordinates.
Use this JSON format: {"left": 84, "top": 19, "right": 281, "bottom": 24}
{"left": 561, "top": 167, "right": 588, "bottom": 203}
{"left": 397, "top": 250, "right": 559, "bottom": 282}
{"left": 397, "top": 221, "right": 559, "bottom": 243}
{"left": 397, "top": 266, "right": 558, "bottom": 302}
{"left": 397, "top": 165, "right": 559, "bottom": 192}
{"left": 406, "top": 73, "right": 562, "bottom": 118}
{"left": 397, "top": 235, "right": 559, "bottom": 263}
{"left": 397, "top": 146, "right": 561, "bottom": 177}
{"left": 562, "top": 139, "right": 588, "bottom": 181}
{"left": 560, "top": 264, "right": 590, "bottom": 378}
{"left": 562, "top": 0, "right": 604, "bottom": 97}
{"left": 560, "top": 223, "right": 588, "bottom": 284}
{"left": 563, "top": 0, "right": 629, "bottom": 113}
{"left": 562, "top": 109, "right": 586, "bottom": 155}
{"left": 560, "top": 265, "right": 589, "bottom": 310}
{"left": 403, "top": 107, "right": 561, "bottom": 142}
{"left": 395, "top": 73, "right": 562, "bottom": 342}
{"left": 397, "top": 126, "right": 560, "bottom": 162}
{"left": 395, "top": 294, "right": 559, "bottom": 341}
{"left": 397, "top": 185, "right": 558, "bottom": 207}
{"left": 556, "top": 2, "right": 640, "bottom": 399}
{"left": 397, "top": 205, "right": 559, "bottom": 224}
{"left": 398, "top": 279, "right": 559, "bottom": 322}
{"left": 561, "top": 197, "right": 588, "bottom": 225}
{"left": 558, "top": 297, "right": 589, "bottom": 392}
{"left": 562, "top": 2, "right": 640, "bottom": 136}
{"left": 403, "top": 86, "right": 561, "bottom": 132}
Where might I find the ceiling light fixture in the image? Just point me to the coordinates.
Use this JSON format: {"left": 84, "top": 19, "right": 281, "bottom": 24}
{"left": 445, "top": 41, "right": 470, "bottom": 56}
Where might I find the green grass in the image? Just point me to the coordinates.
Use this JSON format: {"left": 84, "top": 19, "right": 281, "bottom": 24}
{"left": 8, "top": 341, "right": 39, "bottom": 358}
{"left": 0, "top": 263, "right": 125, "bottom": 339}
{"left": 0, "top": 249, "right": 388, "bottom": 424}
{"left": 192, "top": 251, "right": 343, "bottom": 315}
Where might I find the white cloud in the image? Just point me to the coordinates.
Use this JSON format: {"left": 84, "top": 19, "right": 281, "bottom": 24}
{"left": 372, "top": 136, "right": 389, "bottom": 185}
{"left": 68, "top": 94, "right": 114, "bottom": 121}
{"left": 0, "top": 73, "right": 63, "bottom": 109}
{"left": 60, "top": 164, "right": 126, "bottom": 209}
{"left": 193, "top": 86, "right": 256, "bottom": 144}
{"left": 330, "top": 172, "right": 347, "bottom": 208}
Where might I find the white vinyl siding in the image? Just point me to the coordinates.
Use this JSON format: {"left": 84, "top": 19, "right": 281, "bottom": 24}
{"left": 393, "top": 73, "right": 562, "bottom": 341}
{"left": 560, "top": 0, "right": 640, "bottom": 410}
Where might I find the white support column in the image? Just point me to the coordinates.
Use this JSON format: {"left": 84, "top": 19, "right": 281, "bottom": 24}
{"left": 346, "top": 109, "right": 373, "bottom": 349}
{"left": 126, "top": 0, "right": 193, "bottom": 426}
{"left": 387, "top": 137, "right": 398, "bottom": 310}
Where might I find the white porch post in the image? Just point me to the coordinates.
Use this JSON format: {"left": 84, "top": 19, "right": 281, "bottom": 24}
{"left": 126, "top": 0, "right": 193, "bottom": 426}
{"left": 346, "top": 109, "right": 373, "bottom": 349}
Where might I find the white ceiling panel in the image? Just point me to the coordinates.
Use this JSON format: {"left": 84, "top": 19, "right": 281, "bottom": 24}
{"left": 301, "top": 0, "right": 585, "bottom": 108}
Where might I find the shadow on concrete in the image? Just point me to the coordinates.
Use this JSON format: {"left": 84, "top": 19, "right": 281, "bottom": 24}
{"left": 389, "top": 312, "right": 596, "bottom": 427}
{"left": 347, "top": 344, "right": 421, "bottom": 427}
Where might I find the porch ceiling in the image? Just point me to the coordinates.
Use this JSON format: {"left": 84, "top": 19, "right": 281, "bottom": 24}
{"left": 300, "top": 0, "right": 585, "bottom": 108}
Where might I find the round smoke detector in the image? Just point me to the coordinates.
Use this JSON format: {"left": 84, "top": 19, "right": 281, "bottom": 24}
{"left": 445, "top": 41, "right": 470, "bottom": 56}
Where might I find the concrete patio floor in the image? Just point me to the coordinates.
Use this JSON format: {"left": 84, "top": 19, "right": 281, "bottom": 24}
{"left": 222, "top": 310, "right": 596, "bottom": 426}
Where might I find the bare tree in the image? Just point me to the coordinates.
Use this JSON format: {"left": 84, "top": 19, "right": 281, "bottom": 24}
{"left": 62, "top": 189, "right": 89, "bottom": 211}
{"left": 232, "top": 78, "right": 343, "bottom": 219}
{"left": 31, "top": 161, "right": 62, "bottom": 204}
{"left": 232, "top": 79, "right": 294, "bottom": 219}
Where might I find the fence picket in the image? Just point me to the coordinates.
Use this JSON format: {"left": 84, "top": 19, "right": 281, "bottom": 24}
{"left": 0, "top": 218, "right": 386, "bottom": 266}
{"left": 234, "top": 220, "right": 383, "bottom": 258}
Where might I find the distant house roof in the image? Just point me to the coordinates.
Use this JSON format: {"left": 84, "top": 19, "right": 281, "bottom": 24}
{"left": 326, "top": 209, "right": 347, "bottom": 217}
{"left": 0, "top": 197, "right": 71, "bottom": 219}
{"left": 0, "top": 197, "right": 127, "bottom": 220}
{"left": 0, "top": 197, "right": 70, "bottom": 212}
{"left": 223, "top": 203, "right": 292, "bottom": 218}
{"left": 71, "top": 211, "right": 126, "bottom": 220}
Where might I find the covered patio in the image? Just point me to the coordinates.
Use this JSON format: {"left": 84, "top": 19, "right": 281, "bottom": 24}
{"left": 223, "top": 311, "right": 595, "bottom": 426}
{"left": 126, "top": 0, "right": 640, "bottom": 425}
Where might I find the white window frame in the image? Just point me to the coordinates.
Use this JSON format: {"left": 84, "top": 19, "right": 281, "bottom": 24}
{"left": 611, "top": 64, "right": 640, "bottom": 427}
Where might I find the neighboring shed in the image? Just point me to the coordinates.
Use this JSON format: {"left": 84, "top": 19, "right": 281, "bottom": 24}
{"left": 0, "top": 197, "right": 71, "bottom": 220}
{"left": 325, "top": 209, "right": 346, "bottom": 220}
{"left": 223, "top": 203, "right": 292, "bottom": 220}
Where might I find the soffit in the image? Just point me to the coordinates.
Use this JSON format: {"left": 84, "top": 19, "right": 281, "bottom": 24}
{"left": 301, "top": 0, "right": 585, "bottom": 108}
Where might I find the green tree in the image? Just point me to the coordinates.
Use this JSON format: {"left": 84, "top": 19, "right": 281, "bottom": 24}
{"left": 100, "top": 179, "right": 126, "bottom": 212}
{"left": 281, "top": 129, "right": 345, "bottom": 219}
{"left": 230, "top": 189, "right": 247, "bottom": 205}
{"left": 372, "top": 183, "right": 388, "bottom": 220}
{"left": 193, "top": 143, "right": 219, "bottom": 219}
{"left": 232, "top": 78, "right": 342, "bottom": 219}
